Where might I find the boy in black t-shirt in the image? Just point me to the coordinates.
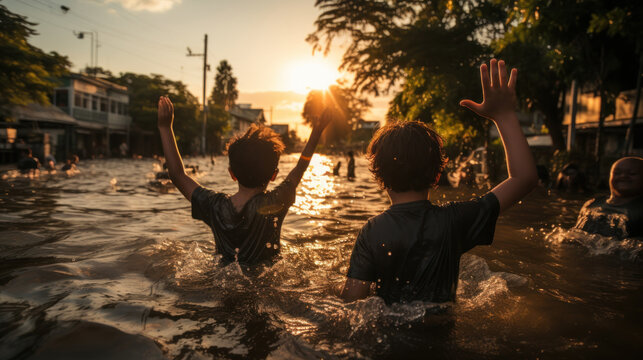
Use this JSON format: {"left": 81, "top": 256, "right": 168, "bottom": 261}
{"left": 341, "top": 59, "right": 538, "bottom": 304}
{"left": 157, "top": 96, "right": 331, "bottom": 264}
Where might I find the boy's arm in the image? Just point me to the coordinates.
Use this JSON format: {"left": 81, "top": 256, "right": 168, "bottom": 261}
{"left": 284, "top": 108, "right": 333, "bottom": 186}
{"left": 157, "top": 96, "right": 200, "bottom": 201}
{"left": 340, "top": 278, "right": 372, "bottom": 302}
{"left": 460, "top": 59, "right": 538, "bottom": 212}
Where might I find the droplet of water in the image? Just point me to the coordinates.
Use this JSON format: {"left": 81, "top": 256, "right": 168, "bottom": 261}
{"left": 266, "top": 243, "right": 272, "bottom": 248}
{"left": 387, "top": 251, "right": 392, "bottom": 256}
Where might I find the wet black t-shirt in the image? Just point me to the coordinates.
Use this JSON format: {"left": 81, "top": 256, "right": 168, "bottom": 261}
{"left": 191, "top": 179, "right": 297, "bottom": 264}
{"left": 574, "top": 196, "right": 643, "bottom": 239}
{"left": 347, "top": 193, "right": 500, "bottom": 305}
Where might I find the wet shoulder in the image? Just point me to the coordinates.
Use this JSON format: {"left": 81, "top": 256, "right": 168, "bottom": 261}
{"left": 256, "top": 179, "right": 297, "bottom": 216}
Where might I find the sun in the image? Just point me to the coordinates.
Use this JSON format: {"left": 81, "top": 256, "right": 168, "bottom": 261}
{"left": 285, "top": 58, "right": 341, "bottom": 94}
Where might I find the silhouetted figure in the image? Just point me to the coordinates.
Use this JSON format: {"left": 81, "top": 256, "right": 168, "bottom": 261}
{"left": 17, "top": 149, "right": 39, "bottom": 173}
{"left": 333, "top": 161, "right": 342, "bottom": 176}
{"left": 119, "top": 141, "right": 128, "bottom": 157}
{"left": 555, "top": 163, "right": 586, "bottom": 192}
{"left": 347, "top": 151, "right": 355, "bottom": 179}
{"left": 536, "top": 165, "right": 549, "bottom": 187}
{"left": 61, "top": 155, "right": 79, "bottom": 171}
{"left": 44, "top": 154, "right": 56, "bottom": 171}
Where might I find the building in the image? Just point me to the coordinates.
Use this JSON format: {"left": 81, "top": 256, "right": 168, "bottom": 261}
{"left": 355, "top": 119, "right": 380, "bottom": 130}
{"left": 0, "top": 103, "right": 77, "bottom": 164}
{"left": 352, "top": 119, "right": 381, "bottom": 144}
{"left": 269, "top": 124, "right": 289, "bottom": 135}
{"left": 227, "top": 103, "right": 266, "bottom": 138}
{"left": 54, "top": 73, "right": 132, "bottom": 158}
{"left": 564, "top": 87, "right": 643, "bottom": 156}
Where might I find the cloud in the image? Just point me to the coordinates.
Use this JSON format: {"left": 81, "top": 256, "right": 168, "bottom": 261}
{"left": 105, "top": 0, "right": 182, "bottom": 12}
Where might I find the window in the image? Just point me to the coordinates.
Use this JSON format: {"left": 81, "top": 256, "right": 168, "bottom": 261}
{"left": 117, "top": 102, "right": 123, "bottom": 115}
{"left": 100, "top": 97, "right": 108, "bottom": 112}
{"left": 91, "top": 96, "right": 98, "bottom": 111}
{"left": 123, "top": 104, "right": 128, "bottom": 115}
{"left": 55, "top": 89, "right": 68, "bottom": 107}
{"left": 74, "top": 93, "right": 82, "bottom": 107}
{"left": 83, "top": 94, "right": 90, "bottom": 109}
{"left": 110, "top": 100, "right": 116, "bottom": 113}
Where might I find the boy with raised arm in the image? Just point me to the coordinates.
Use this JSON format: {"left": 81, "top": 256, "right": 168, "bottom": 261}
{"left": 157, "top": 96, "right": 331, "bottom": 264}
{"left": 341, "top": 59, "right": 538, "bottom": 304}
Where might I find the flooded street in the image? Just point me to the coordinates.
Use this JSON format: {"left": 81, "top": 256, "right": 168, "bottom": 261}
{"left": 1, "top": 155, "right": 642, "bottom": 359}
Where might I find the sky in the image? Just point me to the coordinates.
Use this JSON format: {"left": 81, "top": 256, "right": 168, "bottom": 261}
{"left": 4, "top": 0, "right": 392, "bottom": 137}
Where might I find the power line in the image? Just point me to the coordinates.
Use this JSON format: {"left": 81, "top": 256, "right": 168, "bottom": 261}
{"left": 40, "top": 0, "right": 185, "bottom": 53}
{"left": 8, "top": 2, "right": 202, "bottom": 79}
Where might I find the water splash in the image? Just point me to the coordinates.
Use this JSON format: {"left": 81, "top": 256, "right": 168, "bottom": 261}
{"left": 545, "top": 227, "right": 642, "bottom": 261}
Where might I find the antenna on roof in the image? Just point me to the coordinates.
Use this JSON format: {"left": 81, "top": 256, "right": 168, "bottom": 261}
{"left": 186, "top": 47, "right": 192, "bottom": 56}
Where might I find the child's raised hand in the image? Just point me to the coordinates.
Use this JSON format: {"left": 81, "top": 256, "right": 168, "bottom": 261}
{"left": 460, "top": 59, "right": 517, "bottom": 121}
{"left": 157, "top": 96, "right": 174, "bottom": 128}
{"left": 316, "top": 106, "right": 339, "bottom": 132}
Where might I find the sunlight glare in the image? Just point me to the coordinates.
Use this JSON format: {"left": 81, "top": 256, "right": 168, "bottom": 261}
{"left": 285, "top": 58, "right": 340, "bottom": 94}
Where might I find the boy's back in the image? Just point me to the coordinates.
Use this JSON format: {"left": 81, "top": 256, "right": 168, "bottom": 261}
{"left": 348, "top": 194, "right": 499, "bottom": 304}
{"left": 191, "top": 178, "right": 296, "bottom": 263}
{"left": 157, "top": 96, "right": 333, "bottom": 265}
{"left": 341, "top": 59, "right": 538, "bottom": 303}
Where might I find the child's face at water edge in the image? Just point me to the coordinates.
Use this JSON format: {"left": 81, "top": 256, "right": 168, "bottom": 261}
{"left": 609, "top": 160, "right": 643, "bottom": 198}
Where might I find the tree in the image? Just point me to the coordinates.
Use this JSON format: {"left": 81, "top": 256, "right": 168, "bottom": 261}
{"left": 83, "top": 66, "right": 114, "bottom": 78}
{"left": 210, "top": 60, "right": 238, "bottom": 110}
{"left": 204, "top": 102, "right": 229, "bottom": 154}
{"left": 302, "top": 84, "right": 369, "bottom": 145}
{"left": 308, "top": 1, "right": 503, "bottom": 150}
{"left": 495, "top": 0, "right": 642, "bottom": 151}
{"left": 110, "top": 73, "right": 201, "bottom": 154}
{"left": 0, "top": 4, "right": 70, "bottom": 109}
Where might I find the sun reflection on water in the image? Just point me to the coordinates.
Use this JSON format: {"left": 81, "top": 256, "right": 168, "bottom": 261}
{"left": 292, "top": 154, "right": 336, "bottom": 216}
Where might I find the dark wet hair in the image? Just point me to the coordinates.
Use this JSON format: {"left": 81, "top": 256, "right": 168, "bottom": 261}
{"left": 227, "top": 124, "right": 285, "bottom": 188}
{"left": 367, "top": 121, "right": 446, "bottom": 192}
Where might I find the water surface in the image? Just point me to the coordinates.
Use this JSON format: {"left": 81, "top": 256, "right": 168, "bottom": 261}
{"left": 1, "top": 155, "right": 641, "bottom": 359}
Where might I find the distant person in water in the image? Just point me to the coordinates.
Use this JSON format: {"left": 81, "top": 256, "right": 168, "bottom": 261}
{"left": 61, "top": 155, "right": 79, "bottom": 171}
{"left": 574, "top": 157, "right": 643, "bottom": 239}
{"left": 347, "top": 151, "right": 355, "bottom": 179}
{"left": 333, "top": 161, "right": 342, "bottom": 176}
{"left": 340, "top": 59, "right": 538, "bottom": 304}
{"left": 44, "top": 154, "right": 56, "bottom": 171}
{"left": 555, "top": 163, "right": 586, "bottom": 192}
{"left": 157, "top": 96, "right": 332, "bottom": 264}
{"left": 17, "top": 149, "right": 40, "bottom": 173}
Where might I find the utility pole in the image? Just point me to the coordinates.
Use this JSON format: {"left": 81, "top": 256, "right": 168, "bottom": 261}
{"left": 187, "top": 34, "right": 209, "bottom": 155}
{"left": 74, "top": 31, "right": 97, "bottom": 75}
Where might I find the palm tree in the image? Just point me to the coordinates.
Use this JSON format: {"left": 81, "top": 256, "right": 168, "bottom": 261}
{"left": 210, "top": 60, "right": 238, "bottom": 110}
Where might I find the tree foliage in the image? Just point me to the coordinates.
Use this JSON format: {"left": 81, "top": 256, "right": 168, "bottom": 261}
{"left": 495, "top": 0, "right": 642, "bottom": 150}
{"left": 0, "top": 4, "right": 70, "bottom": 108}
{"left": 109, "top": 73, "right": 200, "bottom": 154}
{"left": 309, "top": 0, "right": 643, "bottom": 152}
{"left": 308, "top": 0, "right": 503, "bottom": 150}
{"left": 302, "top": 84, "right": 369, "bottom": 145}
{"left": 210, "top": 60, "right": 238, "bottom": 110}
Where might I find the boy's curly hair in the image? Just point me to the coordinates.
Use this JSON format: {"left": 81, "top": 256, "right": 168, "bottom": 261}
{"left": 367, "top": 121, "right": 447, "bottom": 192}
{"left": 227, "top": 124, "right": 285, "bottom": 188}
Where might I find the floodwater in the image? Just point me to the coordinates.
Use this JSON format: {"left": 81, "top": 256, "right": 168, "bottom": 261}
{"left": 0, "top": 155, "right": 641, "bottom": 359}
